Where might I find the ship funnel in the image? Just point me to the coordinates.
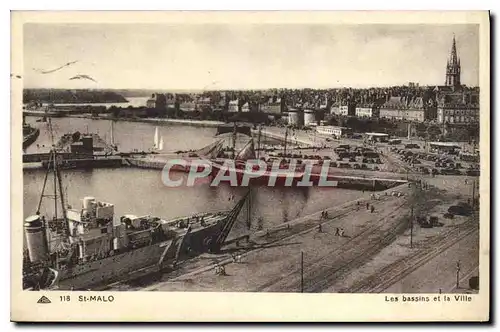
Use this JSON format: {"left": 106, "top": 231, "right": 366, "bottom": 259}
{"left": 24, "top": 215, "right": 49, "bottom": 263}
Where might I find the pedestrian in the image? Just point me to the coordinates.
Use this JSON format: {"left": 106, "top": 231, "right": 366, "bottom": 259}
{"left": 340, "top": 228, "right": 345, "bottom": 237}
{"left": 366, "top": 202, "right": 370, "bottom": 210}
{"left": 335, "top": 227, "right": 340, "bottom": 236}
{"left": 371, "top": 205, "right": 375, "bottom": 213}
{"left": 317, "top": 224, "right": 323, "bottom": 233}
{"left": 324, "top": 211, "right": 328, "bottom": 219}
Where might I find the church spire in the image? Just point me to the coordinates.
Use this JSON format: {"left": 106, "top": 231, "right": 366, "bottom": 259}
{"left": 450, "top": 34, "right": 458, "bottom": 65}
{"left": 445, "top": 34, "right": 461, "bottom": 87}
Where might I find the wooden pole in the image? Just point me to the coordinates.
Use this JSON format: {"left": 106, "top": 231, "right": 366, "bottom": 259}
{"left": 410, "top": 206, "right": 414, "bottom": 248}
{"left": 472, "top": 179, "right": 476, "bottom": 210}
{"left": 284, "top": 127, "right": 288, "bottom": 157}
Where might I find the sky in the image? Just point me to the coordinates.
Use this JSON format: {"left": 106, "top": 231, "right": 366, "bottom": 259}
{"left": 23, "top": 23, "right": 479, "bottom": 90}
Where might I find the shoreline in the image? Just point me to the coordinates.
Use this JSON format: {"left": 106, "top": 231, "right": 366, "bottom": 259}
{"left": 24, "top": 111, "right": 314, "bottom": 146}
{"left": 24, "top": 112, "right": 226, "bottom": 128}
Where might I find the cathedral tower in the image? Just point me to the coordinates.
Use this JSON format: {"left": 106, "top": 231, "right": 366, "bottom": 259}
{"left": 445, "top": 35, "right": 461, "bottom": 87}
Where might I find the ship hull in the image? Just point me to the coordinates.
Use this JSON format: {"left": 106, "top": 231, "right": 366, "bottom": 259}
{"left": 54, "top": 239, "right": 177, "bottom": 290}
{"left": 208, "top": 161, "right": 334, "bottom": 187}
{"left": 23, "top": 127, "right": 40, "bottom": 149}
{"left": 51, "top": 214, "right": 230, "bottom": 290}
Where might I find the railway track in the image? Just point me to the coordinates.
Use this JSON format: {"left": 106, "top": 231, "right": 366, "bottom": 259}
{"left": 343, "top": 219, "right": 478, "bottom": 293}
{"left": 254, "top": 199, "right": 411, "bottom": 292}
{"left": 304, "top": 205, "right": 411, "bottom": 293}
{"left": 106, "top": 191, "right": 402, "bottom": 291}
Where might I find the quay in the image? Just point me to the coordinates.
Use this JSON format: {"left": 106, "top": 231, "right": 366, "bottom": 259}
{"left": 127, "top": 174, "right": 478, "bottom": 294}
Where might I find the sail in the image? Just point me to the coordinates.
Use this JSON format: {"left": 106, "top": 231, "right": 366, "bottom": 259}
{"left": 195, "top": 139, "right": 224, "bottom": 158}
{"left": 235, "top": 139, "right": 256, "bottom": 161}
{"left": 153, "top": 127, "right": 159, "bottom": 149}
{"left": 110, "top": 121, "right": 114, "bottom": 146}
{"left": 158, "top": 136, "right": 164, "bottom": 151}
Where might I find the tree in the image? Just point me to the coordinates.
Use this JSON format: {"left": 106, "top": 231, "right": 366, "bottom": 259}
{"left": 426, "top": 125, "right": 441, "bottom": 140}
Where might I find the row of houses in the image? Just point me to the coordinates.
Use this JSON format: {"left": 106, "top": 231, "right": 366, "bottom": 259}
{"left": 143, "top": 83, "right": 479, "bottom": 125}
{"left": 328, "top": 86, "right": 479, "bottom": 124}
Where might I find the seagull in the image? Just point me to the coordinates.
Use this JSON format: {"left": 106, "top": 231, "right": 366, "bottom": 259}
{"left": 10, "top": 74, "right": 22, "bottom": 79}
{"left": 33, "top": 60, "right": 78, "bottom": 74}
{"left": 69, "top": 74, "right": 97, "bottom": 83}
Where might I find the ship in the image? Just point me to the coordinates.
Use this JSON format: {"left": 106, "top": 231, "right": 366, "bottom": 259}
{"left": 22, "top": 147, "right": 250, "bottom": 291}
{"left": 22, "top": 115, "right": 40, "bottom": 149}
{"left": 37, "top": 119, "right": 122, "bottom": 170}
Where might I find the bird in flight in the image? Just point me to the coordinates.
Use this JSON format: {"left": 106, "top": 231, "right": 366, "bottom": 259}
{"left": 69, "top": 74, "right": 97, "bottom": 83}
{"left": 33, "top": 60, "right": 79, "bottom": 74}
{"left": 10, "top": 73, "right": 22, "bottom": 79}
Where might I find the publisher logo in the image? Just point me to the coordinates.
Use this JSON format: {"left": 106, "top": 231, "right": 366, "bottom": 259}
{"left": 37, "top": 295, "right": 51, "bottom": 304}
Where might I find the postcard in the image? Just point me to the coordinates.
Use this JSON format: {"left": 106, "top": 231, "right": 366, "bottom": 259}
{"left": 11, "top": 10, "right": 490, "bottom": 322}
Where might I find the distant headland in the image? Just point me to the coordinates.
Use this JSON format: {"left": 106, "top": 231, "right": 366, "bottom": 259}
{"left": 23, "top": 89, "right": 128, "bottom": 104}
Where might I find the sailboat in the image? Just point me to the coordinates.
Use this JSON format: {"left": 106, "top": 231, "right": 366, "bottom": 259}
{"left": 152, "top": 126, "right": 164, "bottom": 152}
{"left": 153, "top": 126, "right": 160, "bottom": 150}
{"left": 158, "top": 136, "right": 164, "bottom": 151}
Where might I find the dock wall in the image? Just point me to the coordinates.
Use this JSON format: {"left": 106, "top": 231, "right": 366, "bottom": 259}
{"left": 123, "top": 157, "right": 407, "bottom": 191}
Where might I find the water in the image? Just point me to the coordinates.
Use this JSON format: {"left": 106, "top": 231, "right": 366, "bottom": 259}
{"left": 22, "top": 113, "right": 363, "bottom": 233}
{"left": 50, "top": 96, "right": 150, "bottom": 109}
{"left": 24, "top": 115, "right": 218, "bottom": 154}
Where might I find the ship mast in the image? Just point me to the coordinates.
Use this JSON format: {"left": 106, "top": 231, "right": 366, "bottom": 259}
{"left": 36, "top": 118, "right": 69, "bottom": 235}
{"left": 110, "top": 120, "right": 114, "bottom": 147}
{"left": 232, "top": 122, "right": 237, "bottom": 159}
{"left": 283, "top": 126, "right": 288, "bottom": 157}
{"left": 246, "top": 187, "right": 252, "bottom": 230}
{"left": 256, "top": 125, "right": 262, "bottom": 159}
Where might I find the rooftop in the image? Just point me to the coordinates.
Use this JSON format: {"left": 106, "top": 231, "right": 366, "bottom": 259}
{"left": 365, "top": 132, "right": 389, "bottom": 137}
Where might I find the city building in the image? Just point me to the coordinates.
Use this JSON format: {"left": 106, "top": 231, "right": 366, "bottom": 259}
{"left": 365, "top": 132, "right": 389, "bottom": 142}
{"left": 316, "top": 125, "right": 352, "bottom": 138}
{"left": 241, "top": 102, "right": 250, "bottom": 113}
{"left": 304, "top": 109, "right": 317, "bottom": 126}
{"left": 379, "top": 96, "right": 431, "bottom": 122}
{"left": 435, "top": 36, "right": 480, "bottom": 124}
{"left": 228, "top": 100, "right": 239, "bottom": 113}
{"left": 259, "top": 96, "right": 284, "bottom": 114}
{"left": 228, "top": 99, "right": 250, "bottom": 113}
{"left": 355, "top": 104, "right": 380, "bottom": 118}
{"left": 287, "top": 108, "right": 304, "bottom": 127}
{"left": 146, "top": 93, "right": 167, "bottom": 110}
{"left": 329, "top": 102, "right": 340, "bottom": 115}
{"left": 338, "top": 103, "right": 356, "bottom": 116}
{"left": 437, "top": 105, "right": 479, "bottom": 124}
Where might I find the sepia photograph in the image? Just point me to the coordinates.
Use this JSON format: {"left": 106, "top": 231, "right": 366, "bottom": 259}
{"left": 10, "top": 10, "right": 490, "bottom": 322}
